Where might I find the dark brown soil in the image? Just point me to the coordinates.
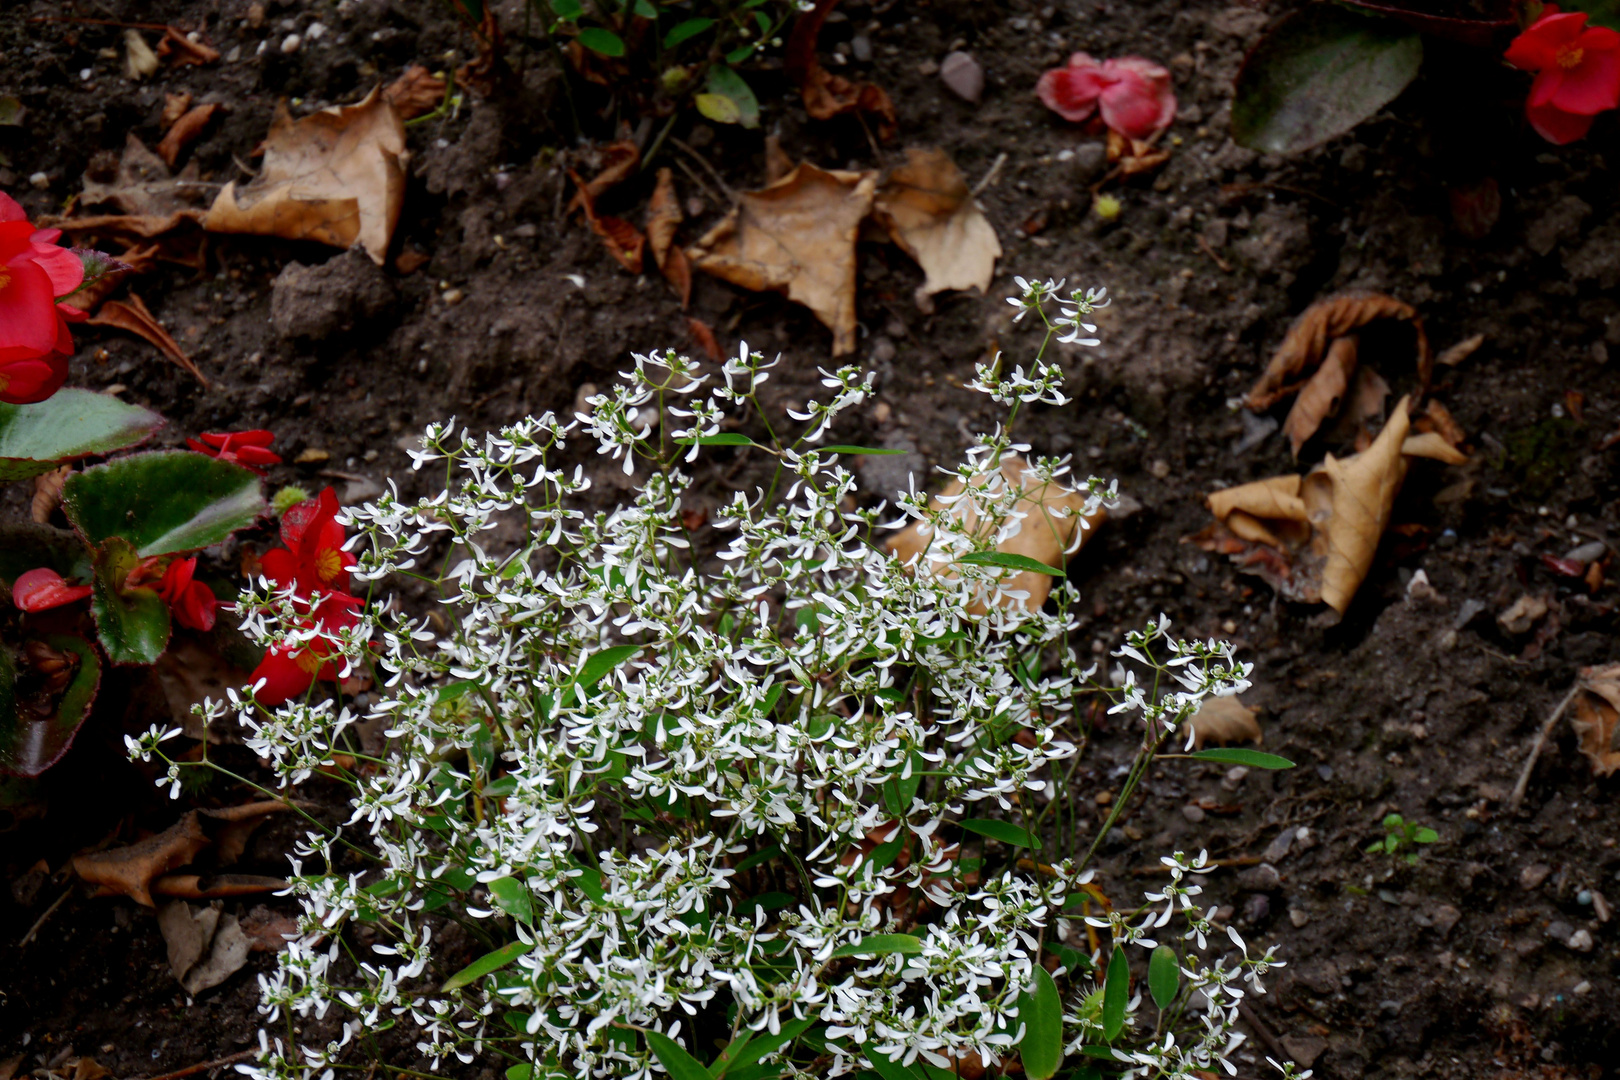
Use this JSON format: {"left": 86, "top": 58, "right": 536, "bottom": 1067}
{"left": 3, "top": 1, "right": 1619, "bottom": 1079}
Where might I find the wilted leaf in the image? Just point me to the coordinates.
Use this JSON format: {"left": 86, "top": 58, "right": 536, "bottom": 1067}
{"left": 1283, "top": 335, "right": 1358, "bottom": 458}
{"left": 784, "top": 0, "right": 897, "bottom": 138}
{"left": 873, "top": 148, "right": 1003, "bottom": 314}
{"left": 1247, "top": 292, "right": 1427, "bottom": 413}
{"left": 569, "top": 170, "right": 645, "bottom": 273}
{"left": 689, "top": 163, "right": 877, "bottom": 356}
{"left": 888, "top": 455, "right": 1105, "bottom": 613}
{"left": 382, "top": 64, "right": 447, "bottom": 120}
{"left": 125, "top": 29, "right": 160, "bottom": 80}
{"left": 687, "top": 317, "right": 722, "bottom": 361}
{"left": 646, "top": 167, "right": 690, "bottom": 307}
{"left": 158, "top": 901, "right": 251, "bottom": 994}
{"left": 157, "top": 103, "right": 222, "bottom": 168}
{"left": 31, "top": 466, "right": 70, "bottom": 524}
{"left": 1232, "top": 4, "right": 1422, "bottom": 156}
{"left": 206, "top": 88, "right": 407, "bottom": 263}
{"left": 73, "top": 801, "right": 291, "bottom": 906}
{"left": 1572, "top": 664, "right": 1620, "bottom": 776}
{"left": 86, "top": 293, "right": 208, "bottom": 386}
{"left": 566, "top": 141, "right": 639, "bottom": 214}
{"left": 155, "top": 26, "right": 221, "bottom": 67}
{"left": 162, "top": 92, "right": 193, "bottom": 128}
{"left": 1338, "top": 0, "right": 1516, "bottom": 45}
{"left": 1185, "top": 696, "right": 1262, "bottom": 750}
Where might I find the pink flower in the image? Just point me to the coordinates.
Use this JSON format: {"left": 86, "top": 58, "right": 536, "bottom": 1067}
{"left": 12, "top": 567, "right": 92, "bottom": 612}
{"left": 1505, "top": 7, "right": 1620, "bottom": 144}
{"left": 1036, "top": 53, "right": 1177, "bottom": 141}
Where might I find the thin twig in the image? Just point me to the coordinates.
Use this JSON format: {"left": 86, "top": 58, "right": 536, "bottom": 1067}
{"left": 670, "top": 137, "right": 735, "bottom": 202}
{"left": 1237, "top": 1000, "right": 1290, "bottom": 1065}
{"left": 1509, "top": 682, "right": 1582, "bottom": 811}
{"left": 1197, "top": 234, "right": 1232, "bottom": 273}
{"left": 19, "top": 886, "right": 72, "bottom": 947}
{"left": 971, "top": 151, "right": 1008, "bottom": 197}
{"left": 138, "top": 1050, "right": 257, "bottom": 1080}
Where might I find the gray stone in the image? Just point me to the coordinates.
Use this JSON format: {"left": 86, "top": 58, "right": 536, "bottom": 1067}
{"left": 1545, "top": 920, "right": 1575, "bottom": 943}
{"left": 1072, "top": 141, "right": 1108, "bottom": 183}
{"left": 1264, "top": 827, "right": 1297, "bottom": 864}
{"left": 1281, "top": 1035, "right": 1327, "bottom": 1068}
{"left": 1568, "top": 928, "right": 1594, "bottom": 952}
{"left": 1526, "top": 194, "right": 1591, "bottom": 256}
{"left": 851, "top": 35, "right": 872, "bottom": 62}
{"left": 939, "top": 51, "right": 983, "bottom": 103}
{"left": 1242, "top": 893, "right": 1270, "bottom": 923}
{"left": 1566, "top": 540, "right": 1607, "bottom": 564}
{"left": 269, "top": 246, "right": 396, "bottom": 341}
{"left": 1521, "top": 863, "right": 1553, "bottom": 890}
{"left": 1181, "top": 804, "right": 1207, "bottom": 823}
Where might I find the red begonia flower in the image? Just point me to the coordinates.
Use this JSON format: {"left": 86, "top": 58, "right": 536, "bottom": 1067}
{"left": 186, "top": 429, "right": 283, "bottom": 474}
{"left": 158, "top": 556, "right": 218, "bottom": 632}
{"left": 1036, "top": 53, "right": 1177, "bottom": 140}
{"left": 0, "top": 192, "right": 82, "bottom": 404}
{"left": 12, "top": 567, "right": 92, "bottom": 612}
{"left": 261, "top": 487, "right": 356, "bottom": 596}
{"left": 1505, "top": 8, "right": 1620, "bottom": 144}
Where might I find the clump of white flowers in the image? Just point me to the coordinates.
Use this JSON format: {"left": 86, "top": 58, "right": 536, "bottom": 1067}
{"left": 156, "top": 279, "right": 1297, "bottom": 1080}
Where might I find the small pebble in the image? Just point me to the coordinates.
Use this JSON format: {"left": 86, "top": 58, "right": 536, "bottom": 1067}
{"left": 1220, "top": 765, "right": 1248, "bottom": 792}
{"left": 1242, "top": 893, "right": 1270, "bottom": 923}
{"left": 1149, "top": 459, "right": 1171, "bottom": 479}
{"left": 247, "top": 2, "right": 266, "bottom": 28}
{"left": 1317, "top": 764, "right": 1333, "bottom": 780}
{"left": 1181, "top": 804, "right": 1206, "bottom": 823}
{"left": 1289, "top": 906, "right": 1310, "bottom": 928}
{"left": 306, "top": 21, "right": 327, "bottom": 40}
{"left": 1568, "top": 928, "right": 1594, "bottom": 952}
{"left": 281, "top": 33, "right": 302, "bottom": 54}
{"left": 1094, "top": 790, "right": 1113, "bottom": 806}
{"left": 1566, "top": 540, "right": 1607, "bottom": 563}
{"left": 28, "top": 171, "right": 49, "bottom": 189}
{"left": 79, "top": 68, "right": 93, "bottom": 81}
{"left": 1545, "top": 920, "right": 1574, "bottom": 943}
{"left": 1577, "top": 889, "right": 1593, "bottom": 906}
{"left": 1452, "top": 598, "right": 1486, "bottom": 629}
{"left": 851, "top": 34, "right": 872, "bottom": 62}
{"left": 940, "top": 51, "right": 984, "bottom": 103}
{"left": 1521, "top": 863, "right": 1553, "bottom": 890}
{"left": 1263, "top": 827, "right": 1295, "bottom": 864}
{"left": 1573, "top": 980, "right": 1592, "bottom": 995}
{"left": 442, "top": 288, "right": 464, "bottom": 305}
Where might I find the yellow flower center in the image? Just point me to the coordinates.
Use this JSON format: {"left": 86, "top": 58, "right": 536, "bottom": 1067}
{"left": 1558, "top": 45, "right": 1585, "bottom": 69}
{"left": 0, "top": 270, "right": 10, "bottom": 292}
{"left": 316, "top": 547, "right": 343, "bottom": 584}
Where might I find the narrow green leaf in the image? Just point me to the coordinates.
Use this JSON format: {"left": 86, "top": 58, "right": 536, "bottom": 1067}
{"left": 1187, "top": 748, "right": 1295, "bottom": 770}
{"left": 63, "top": 451, "right": 265, "bottom": 557}
{"left": 488, "top": 876, "right": 533, "bottom": 923}
{"left": 676, "top": 433, "right": 757, "bottom": 447}
{"left": 733, "top": 844, "right": 781, "bottom": 873}
{"left": 956, "top": 551, "right": 1065, "bottom": 576}
{"left": 958, "top": 817, "right": 1038, "bottom": 850}
{"left": 646, "top": 1031, "right": 713, "bottom": 1080}
{"left": 723, "top": 1018, "right": 815, "bottom": 1071}
{"left": 442, "top": 939, "right": 533, "bottom": 991}
{"left": 436, "top": 679, "right": 482, "bottom": 703}
{"left": 861, "top": 1044, "right": 922, "bottom": 1080}
{"left": 829, "top": 933, "right": 922, "bottom": 959}
{"left": 815, "top": 445, "right": 908, "bottom": 455}
{"left": 1102, "top": 946, "right": 1128, "bottom": 1042}
{"left": 0, "top": 389, "right": 165, "bottom": 482}
{"left": 1017, "top": 966, "right": 1063, "bottom": 1080}
{"left": 664, "top": 17, "right": 715, "bottom": 47}
{"left": 863, "top": 835, "right": 903, "bottom": 872}
{"left": 578, "top": 644, "right": 639, "bottom": 689}
{"left": 633, "top": 0, "right": 657, "bottom": 16}
{"left": 708, "top": 1030, "right": 754, "bottom": 1079}
{"left": 1148, "top": 945, "right": 1180, "bottom": 1010}
{"left": 1231, "top": 4, "right": 1422, "bottom": 155}
{"left": 724, "top": 44, "right": 755, "bottom": 64}
{"left": 578, "top": 27, "right": 626, "bottom": 56}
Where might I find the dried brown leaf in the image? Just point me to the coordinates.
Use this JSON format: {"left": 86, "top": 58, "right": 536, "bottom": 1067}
{"left": 569, "top": 169, "right": 645, "bottom": 273}
{"left": 1572, "top": 664, "right": 1620, "bottom": 777}
{"left": 156, "top": 27, "right": 221, "bottom": 67}
{"left": 382, "top": 64, "right": 446, "bottom": 121}
{"left": 689, "top": 163, "right": 877, "bottom": 356}
{"left": 78, "top": 134, "right": 211, "bottom": 219}
{"left": 764, "top": 135, "right": 795, "bottom": 184}
{"left": 73, "top": 813, "right": 211, "bottom": 907}
{"left": 1436, "top": 332, "right": 1485, "bottom": 367}
{"left": 784, "top": 0, "right": 897, "bottom": 138}
{"left": 1186, "top": 696, "right": 1262, "bottom": 750}
{"left": 152, "top": 873, "right": 289, "bottom": 899}
{"left": 87, "top": 293, "right": 209, "bottom": 386}
{"left": 1283, "top": 335, "right": 1357, "bottom": 458}
{"left": 31, "top": 465, "right": 70, "bottom": 524}
{"left": 873, "top": 147, "right": 1002, "bottom": 313}
{"left": 158, "top": 901, "right": 251, "bottom": 994}
{"left": 1400, "top": 432, "right": 1468, "bottom": 464}
{"left": 1246, "top": 292, "right": 1428, "bottom": 412}
{"left": 206, "top": 88, "right": 407, "bottom": 263}
{"left": 646, "top": 167, "right": 682, "bottom": 269}
{"left": 687, "top": 317, "right": 723, "bottom": 361}
{"left": 887, "top": 455, "right": 1105, "bottom": 614}
{"left": 566, "top": 140, "right": 639, "bottom": 215}
{"left": 162, "top": 91, "right": 194, "bottom": 128}
{"left": 157, "top": 103, "right": 223, "bottom": 167}
{"left": 1414, "top": 399, "right": 1466, "bottom": 446}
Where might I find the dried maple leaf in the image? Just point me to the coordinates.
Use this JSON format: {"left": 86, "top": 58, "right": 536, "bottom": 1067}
{"left": 206, "top": 88, "right": 408, "bottom": 264}
{"left": 157, "top": 102, "right": 223, "bottom": 167}
{"left": 569, "top": 169, "right": 645, "bottom": 273}
{"left": 1572, "top": 664, "right": 1620, "bottom": 776}
{"left": 689, "top": 163, "right": 878, "bottom": 356}
{"left": 72, "top": 801, "right": 292, "bottom": 907}
{"left": 784, "top": 0, "right": 897, "bottom": 139}
{"left": 646, "top": 167, "right": 690, "bottom": 307}
{"left": 1246, "top": 292, "right": 1430, "bottom": 414}
{"left": 158, "top": 901, "right": 251, "bottom": 994}
{"left": 873, "top": 148, "right": 1003, "bottom": 314}
{"left": 382, "top": 64, "right": 446, "bottom": 121}
{"left": 1185, "top": 696, "right": 1262, "bottom": 750}
{"left": 86, "top": 292, "right": 208, "bottom": 386}
{"left": 65, "top": 134, "right": 211, "bottom": 250}
{"left": 887, "top": 455, "right": 1105, "bottom": 614}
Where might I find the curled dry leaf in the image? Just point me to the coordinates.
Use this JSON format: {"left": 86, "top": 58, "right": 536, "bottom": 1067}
{"left": 1185, "top": 696, "right": 1262, "bottom": 750}
{"left": 1246, "top": 292, "right": 1430, "bottom": 439}
{"left": 157, "top": 103, "right": 223, "bottom": 167}
{"left": 58, "top": 135, "right": 210, "bottom": 266}
{"left": 887, "top": 454, "right": 1105, "bottom": 614}
{"left": 1284, "top": 334, "right": 1358, "bottom": 458}
{"left": 1436, "top": 332, "right": 1485, "bottom": 367}
{"left": 645, "top": 167, "right": 690, "bottom": 308}
{"left": 159, "top": 900, "right": 252, "bottom": 994}
{"left": 125, "top": 29, "right": 160, "bottom": 80}
{"left": 873, "top": 148, "right": 1003, "bottom": 313}
{"left": 1195, "top": 397, "right": 1462, "bottom": 613}
{"left": 156, "top": 26, "right": 221, "bottom": 67}
{"left": 31, "top": 465, "right": 71, "bottom": 524}
{"left": 569, "top": 170, "right": 645, "bottom": 273}
{"left": 690, "top": 163, "right": 877, "bottom": 357}
{"left": 687, "top": 317, "right": 723, "bottom": 362}
{"left": 162, "top": 92, "right": 194, "bottom": 128}
{"left": 206, "top": 88, "right": 408, "bottom": 264}
{"left": 86, "top": 292, "right": 209, "bottom": 386}
{"left": 382, "top": 64, "right": 447, "bottom": 121}
{"left": 1572, "top": 664, "right": 1620, "bottom": 777}
{"left": 784, "top": 0, "right": 897, "bottom": 139}
{"left": 72, "top": 801, "right": 291, "bottom": 906}
{"left": 566, "top": 141, "right": 640, "bottom": 214}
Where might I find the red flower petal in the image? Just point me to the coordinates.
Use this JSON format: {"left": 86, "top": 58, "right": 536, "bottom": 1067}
{"left": 172, "top": 580, "right": 217, "bottom": 632}
{"left": 1506, "top": 12, "right": 1588, "bottom": 70}
{"left": 0, "top": 355, "right": 68, "bottom": 405}
{"left": 0, "top": 258, "right": 60, "bottom": 358}
{"left": 1526, "top": 98, "right": 1596, "bottom": 143}
{"left": 18, "top": 240, "right": 85, "bottom": 299}
{"left": 13, "top": 567, "right": 92, "bottom": 612}
{"left": 0, "top": 193, "right": 25, "bottom": 223}
{"left": 260, "top": 547, "right": 300, "bottom": 589}
{"left": 1551, "top": 46, "right": 1620, "bottom": 114}
{"left": 1036, "top": 54, "right": 1106, "bottom": 123}
{"left": 249, "top": 646, "right": 317, "bottom": 706}
{"left": 1098, "top": 57, "right": 1177, "bottom": 140}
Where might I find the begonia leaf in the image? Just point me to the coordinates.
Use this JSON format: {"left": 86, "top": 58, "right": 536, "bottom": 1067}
{"left": 63, "top": 450, "right": 265, "bottom": 556}
{"left": 0, "top": 634, "right": 101, "bottom": 777}
{"left": 0, "top": 389, "right": 165, "bottom": 482}
{"left": 1338, "top": 0, "right": 1515, "bottom": 45}
{"left": 90, "top": 537, "right": 171, "bottom": 665}
{"left": 1232, "top": 4, "right": 1422, "bottom": 156}
{"left": 0, "top": 523, "right": 91, "bottom": 587}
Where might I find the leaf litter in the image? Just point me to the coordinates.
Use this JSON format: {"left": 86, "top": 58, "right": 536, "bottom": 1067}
{"left": 872, "top": 148, "right": 1003, "bottom": 314}
{"left": 1572, "top": 664, "right": 1620, "bottom": 776}
{"left": 71, "top": 800, "right": 293, "bottom": 907}
{"left": 1185, "top": 696, "right": 1263, "bottom": 750}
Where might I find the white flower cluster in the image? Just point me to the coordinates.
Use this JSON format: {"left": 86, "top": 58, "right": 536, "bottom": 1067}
{"left": 183, "top": 281, "right": 1288, "bottom": 1080}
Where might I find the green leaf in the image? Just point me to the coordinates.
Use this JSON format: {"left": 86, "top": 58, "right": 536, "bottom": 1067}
{"left": 488, "top": 876, "right": 533, "bottom": 923}
{"left": 664, "top": 17, "right": 715, "bottom": 47}
{"left": 1042, "top": 940, "right": 1091, "bottom": 974}
{"left": 1231, "top": 3, "right": 1422, "bottom": 156}
{"left": 1564, "top": 0, "right": 1620, "bottom": 31}
{"left": 1017, "top": 966, "right": 1063, "bottom": 1080}
{"left": 861, "top": 1044, "right": 922, "bottom": 1080}
{"left": 733, "top": 844, "right": 781, "bottom": 873}
{"left": 0, "top": 635, "right": 101, "bottom": 777}
{"left": 569, "top": 856, "right": 606, "bottom": 904}
{"left": 0, "top": 523, "right": 90, "bottom": 586}
{"left": 722, "top": 1018, "right": 815, "bottom": 1072}
{"left": 90, "top": 537, "right": 170, "bottom": 665}
{"left": 442, "top": 939, "right": 533, "bottom": 991}
{"left": 708, "top": 1031, "right": 755, "bottom": 1079}
{"left": 1187, "top": 748, "right": 1295, "bottom": 770}
{"left": 724, "top": 44, "right": 756, "bottom": 65}
{"left": 958, "top": 817, "right": 1039, "bottom": 850}
{"left": 676, "top": 433, "right": 758, "bottom": 447}
{"left": 955, "top": 551, "right": 1065, "bottom": 576}
{"left": 1413, "top": 826, "right": 1439, "bottom": 844}
{"left": 633, "top": 0, "right": 657, "bottom": 16}
{"left": 815, "top": 445, "right": 908, "bottom": 455}
{"left": 0, "top": 389, "right": 165, "bottom": 482}
{"left": 1148, "top": 945, "right": 1180, "bottom": 1010}
{"left": 646, "top": 1031, "right": 713, "bottom": 1080}
{"left": 436, "top": 679, "right": 483, "bottom": 703}
{"left": 1102, "top": 946, "right": 1128, "bottom": 1042}
{"left": 63, "top": 451, "right": 265, "bottom": 557}
{"left": 695, "top": 94, "right": 740, "bottom": 125}
{"left": 701, "top": 65, "right": 760, "bottom": 128}
{"left": 578, "top": 27, "right": 626, "bottom": 56}
{"left": 829, "top": 933, "right": 922, "bottom": 959}
{"left": 741, "top": 891, "right": 795, "bottom": 914}
{"left": 1384, "top": 833, "right": 1399, "bottom": 853}
{"left": 577, "top": 644, "right": 639, "bottom": 690}
{"left": 551, "top": 0, "right": 582, "bottom": 19}
{"left": 507, "top": 1067, "right": 532, "bottom": 1080}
